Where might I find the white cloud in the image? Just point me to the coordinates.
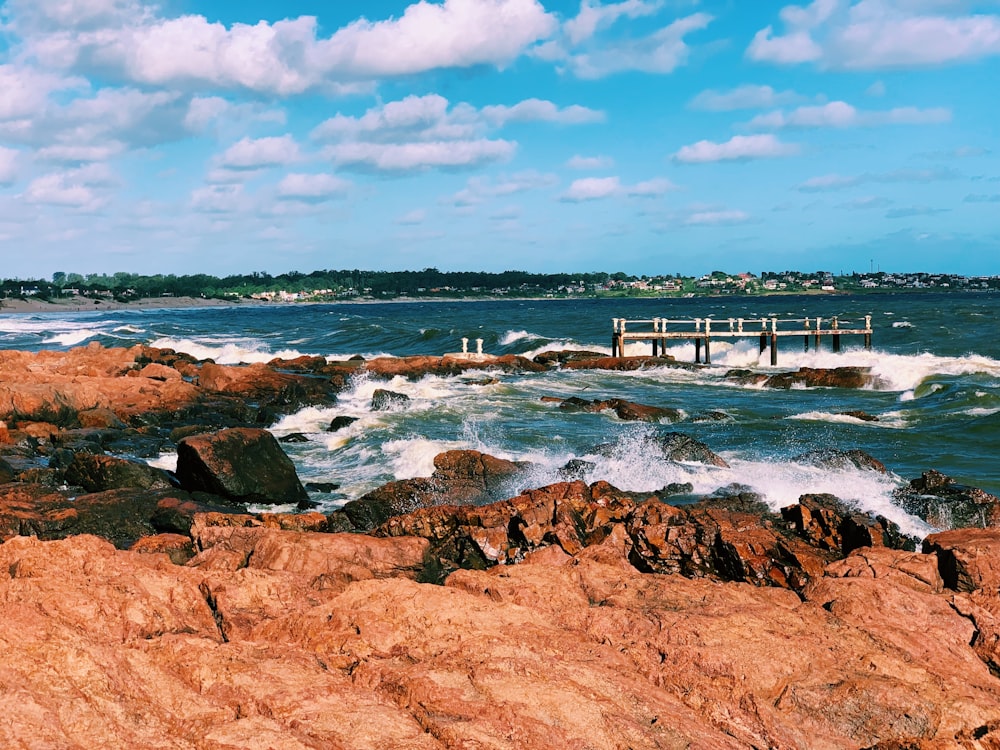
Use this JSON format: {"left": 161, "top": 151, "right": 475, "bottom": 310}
{"left": 0, "top": 65, "right": 87, "bottom": 121}
{"left": 684, "top": 209, "right": 752, "bottom": 225}
{"left": 744, "top": 101, "right": 951, "bottom": 128}
{"left": 673, "top": 134, "right": 801, "bottom": 163}
{"left": 23, "top": 163, "right": 116, "bottom": 210}
{"left": 326, "top": 139, "right": 516, "bottom": 171}
{"left": 688, "top": 84, "right": 805, "bottom": 111}
{"left": 18, "top": 0, "right": 557, "bottom": 94}
{"left": 561, "top": 176, "right": 621, "bottom": 202}
{"left": 0, "top": 148, "right": 21, "bottom": 184}
{"left": 567, "top": 154, "right": 614, "bottom": 169}
{"left": 312, "top": 94, "right": 603, "bottom": 142}
{"left": 276, "top": 173, "right": 351, "bottom": 201}
{"left": 218, "top": 135, "right": 301, "bottom": 170}
{"left": 564, "top": 0, "right": 666, "bottom": 45}
{"left": 480, "top": 99, "right": 605, "bottom": 126}
{"left": 313, "top": 94, "right": 598, "bottom": 173}
{"left": 747, "top": 0, "right": 1000, "bottom": 69}
{"left": 560, "top": 175, "right": 677, "bottom": 201}
{"left": 562, "top": 12, "right": 714, "bottom": 78}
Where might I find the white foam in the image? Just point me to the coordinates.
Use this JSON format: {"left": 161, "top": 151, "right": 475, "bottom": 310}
{"left": 787, "top": 411, "right": 903, "bottom": 428}
{"left": 963, "top": 407, "right": 1000, "bottom": 417}
{"left": 148, "top": 452, "right": 178, "bottom": 472}
{"left": 892, "top": 321, "right": 914, "bottom": 328}
{"left": 500, "top": 329, "right": 540, "bottom": 346}
{"left": 42, "top": 329, "right": 101, "bottom": 346}
{"left": 149, "top": 336, "right": 311, "bottom": 364}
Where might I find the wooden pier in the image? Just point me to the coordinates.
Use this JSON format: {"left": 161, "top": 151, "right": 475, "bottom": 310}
{"left": 611, "top": 315, "right": 873, "bottom": 365}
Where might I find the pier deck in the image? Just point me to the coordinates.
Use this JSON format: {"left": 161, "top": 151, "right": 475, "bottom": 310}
{"left": 611, "top": 316, "right": 873, "bottom": 365}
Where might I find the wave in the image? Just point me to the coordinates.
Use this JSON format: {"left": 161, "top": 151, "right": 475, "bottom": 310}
{"left": 787, "top": 411, "right": 905, "bottom": 428}
{"left": 892, "top": 321, "right": 914, "bottom": 328}
{"left": 42, "top": 329, "right": 102, "bottom": 346}
{"left": 500, "top": 329, "right": 544, "bottom": 346}
{"left": 148, "top": 336, "right": 312, "bottom": 364}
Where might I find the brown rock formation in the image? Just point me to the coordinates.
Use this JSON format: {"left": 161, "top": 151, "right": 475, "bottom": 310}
{"left": 546, "top": 395, "right": 682, "bottom": 422}
{"left": 3, "top": 530, "right": 1000, "bottom": 747}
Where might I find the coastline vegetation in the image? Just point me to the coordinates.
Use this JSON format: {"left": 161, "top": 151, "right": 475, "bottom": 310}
{"left": 2, "top": 267, "right": 997, "bottom": 305}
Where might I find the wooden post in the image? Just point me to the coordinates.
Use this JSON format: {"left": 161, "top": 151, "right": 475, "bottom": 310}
{"left": 704, "top": 319, "right": 712, "bottom": 364}
{"left": 652, "top": 318, "right": 659, "bottom": 357}
{"left": 814, "top": 316, "right": 822, "bottom": 350}
{"left": 864, "top": 315, "right": 872, "bottom": 350}
{"left": 611, "top": 319, "right": 618, "bottom": 358}
{"left": 695, "top": 337, "right": 701, "bottom": 363}
{"left": 759, "top": 320, "right": 767, "bottom": 354}
{"left": 770, "top": 318, "right": 778, "bottom": 366}
{"left": 803, "top": 318, "right": 810, "bottom": 351}
{"left": 832, "top": 317, "right": 840, "bottom": 353}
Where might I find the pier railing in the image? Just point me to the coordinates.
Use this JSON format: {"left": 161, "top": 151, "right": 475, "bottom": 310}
{"left": 611, "top": 315, "right": 873, "bottom": 365}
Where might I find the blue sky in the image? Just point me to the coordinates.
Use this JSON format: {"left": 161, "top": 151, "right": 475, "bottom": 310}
{"left": 0, "top": 0, "right": 998, "bottom": 278}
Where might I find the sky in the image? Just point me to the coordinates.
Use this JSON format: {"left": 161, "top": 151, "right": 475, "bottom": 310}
{"left": 0, "top": 0, "right": 998, "bottom": 279}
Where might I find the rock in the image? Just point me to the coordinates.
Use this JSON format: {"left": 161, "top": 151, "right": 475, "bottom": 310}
{"left": 129, "top": 532, "right": 195, "bottom": 564}
{"left": 176, "top": 427, "right": 308, "bottom": 505}
{"left": 838, "top": 409, "right": 880, "bottom": 422}
{"left": 922, "top": 527, "right": 1000, "bottom": 593}
{"left": 896, "top": 470, "right": 1000, "bottom": 529}
{"left": 76, "top": 407, "right": 128, "bottom": 429}
{"left": 0, "top": 456, "right": 16, "bottom": 483}
{"left": 763, "top": 366, "right": 876, "bottom": 390}
{"left": 550, "top": 396, "right": 681, "bottom": 423}
{"left": 63, "top": 452, "right": 173, "bottom": 493}
{"left": 691, "top": 410, "right": 733, "bottom": 422}
{"left": 781, "top": 494, "right": 916, "bottom": 556}
{"left": 653, "top": 431, "right": 730, "bottom": 468}
{"left": 562, "top": 355, "right": 676, "bottom": 371}
{"left": 371, "top": 388, "right": 410, "bottom": 411}
{"left": 278, "top": 432, "right": 309, "bottom": 443}
{"left": 327, "top": 415, "right": 359, "bottom": 432}
{"left": 532, "top": 349, "right": 607, "bottom": 366}
{"left": 792, "top": 448, "right": 888, "bottom": 473}
{"left": 304, "top": 481, "right": 340, "bottom": 493}
{"left": 660, "top": 482, "right": 694, "bottom": 496}
{"left": 558, "top": 458, "right": 595, "bottom": 481}
{"left": 131, "top": 362, "right": 183, "bottom": 381}
{"left": 337, "top": 449, "right": 527, "bottom": 531}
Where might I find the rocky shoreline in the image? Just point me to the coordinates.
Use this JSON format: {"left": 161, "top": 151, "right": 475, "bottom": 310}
{"left": 2, "top": 343, "right": 1000, "bottom": 747}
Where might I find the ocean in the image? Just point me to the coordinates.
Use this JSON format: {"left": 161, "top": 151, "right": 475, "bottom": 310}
{"left": 2, "top": 292, "right": 997, "bottom": 538}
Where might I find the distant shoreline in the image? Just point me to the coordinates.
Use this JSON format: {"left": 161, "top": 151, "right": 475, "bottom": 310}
{"left": 0, "top": 287, "right": 991, "bottom": 316}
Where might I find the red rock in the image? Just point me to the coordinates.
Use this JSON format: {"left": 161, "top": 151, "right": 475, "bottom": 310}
{"left": 129, "top": 532, "right": 195, "bottom": 564}
{"left": 562, "top": 355, "right": 675, "bottom": 371}
{"left": 763, "top": 366, "right": 876, "bottom": 389}
{"left": 923, "top": 527, "right": 1000, "bottom": 593}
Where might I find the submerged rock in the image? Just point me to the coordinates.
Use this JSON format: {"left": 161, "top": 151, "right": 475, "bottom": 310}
{"left": 327, "top": 415, "right": 359, "bottom": 432}
{"left": 792, "top": 448, "right": 888, "bottom": 474}
{"left": 896, "top": 470, "right": 1000, "bottom": 529}
{"left": 547, "top": 396, "right": 681, "bottom": 422}
{"left": 371, "top": 388, "right": 410, "bottom": 411}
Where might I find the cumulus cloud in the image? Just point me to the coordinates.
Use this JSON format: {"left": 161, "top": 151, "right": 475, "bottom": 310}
{"left": 559, "top": 175, "right": 677, "bottom": 201}
{"left": 276, "top": 173, "right": 350, "bottom": 201}
{"left": 313, "top": 94, "right": 598, "bottom": 172}
{"left": 190, "top": 183, "right": 246, "bottom": 213}
{"left": 23, "top": 163, "right": 116, "bottom": 210}
{"left": 15, "top": 0, "right": 557, "bottom": 94}
{"left": 673, "top": 134, "right": 801, "bottom": 163}
{"left": 326, "top": 139, "right": 516, "bottom": 171}
{"left": 744, "top": 101, "right": 951, "bottom": 129}
{"left": 564, "top": 0, "right": 666, "bottom": 45}
{"left": 217, "top": 135, "right": 301, "bottom": 170}
{"left": 688, "top": 84, "right": 804, "bottom": 111}
{"left": 747, "top": 0, "right": 1000, "bottom": 69}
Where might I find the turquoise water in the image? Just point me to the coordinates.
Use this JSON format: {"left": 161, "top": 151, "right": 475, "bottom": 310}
{"left": 2, "top": 292, "right": 997, "bottom": 536}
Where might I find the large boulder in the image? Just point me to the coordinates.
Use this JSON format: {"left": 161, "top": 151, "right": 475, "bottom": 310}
{"left": 176, "top": 428, "right": 308, "bottom": 505}
{"left": 548, "top": 396, "right": 681, "bottom": 423}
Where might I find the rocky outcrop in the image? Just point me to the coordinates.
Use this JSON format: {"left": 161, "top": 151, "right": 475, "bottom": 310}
{"left": 62, "top": 452, "right": 174, "bottom": 493}
{"left": 335, "top": 449, "right": 527, "bottom": 531}
{"left": 363, "top": 354, "right": 546, "bottom": 379}
{"left": 792, "top": 448, "right": 889, "bottom": 473}
{"left": 3, "top": 531, "right": 1000, "bottom": 748}
{"left": 725, "top": 366, "right": 878, "bottom": 389}
{"left": 371, "top": 388, "right": 410, "bottom": 410}
{"left": 176, "top": 427, "right": 308, "bottom": 505}
{"left": 896, "top": 469, "right": 1000, "bottom": 529}
{"left": 544, "top": 395, "right": 682, "bottom": 422}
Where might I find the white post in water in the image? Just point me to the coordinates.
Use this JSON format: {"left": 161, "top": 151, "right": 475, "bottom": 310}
{"left": 864, "top": 315, "right": 873, "bottom": 350}
{"left": 476, "top": 338, "right": 483, "bottom": 356}
{"left": 461, "top": 337, "right": 469, "bottom": 354}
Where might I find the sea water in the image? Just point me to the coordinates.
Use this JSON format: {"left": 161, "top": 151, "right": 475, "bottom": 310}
{"left": 2, "top": 292, "right": 997, "bottom": 537}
